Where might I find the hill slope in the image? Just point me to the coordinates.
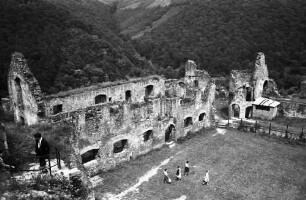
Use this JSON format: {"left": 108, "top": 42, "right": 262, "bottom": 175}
{"left": 0, "top": 0, "right": 159, "bottom": 97}
{"left": 113, "top": 0, "right": 189, "bottom": 37}
{"left": 133, "top": 0, "right": 306, "bottom": 89}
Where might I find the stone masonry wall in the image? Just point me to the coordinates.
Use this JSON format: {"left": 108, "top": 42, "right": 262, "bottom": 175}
{"left": 44, "top": 76, "right": 165, "bottom": 116}
{"left": 229, "top": 52, "right": 272, "bottom": 119}
{"left": 8, "top": 52, "right": 44, "bottom": 125}
{"left": 7, "top": 53, "right": 216, "bottom": 173}
{"left": 45, "top": 61, "right": 215, "bottom": 173}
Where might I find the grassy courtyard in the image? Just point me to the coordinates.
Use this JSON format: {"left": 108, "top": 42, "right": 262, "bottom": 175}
{"left": 95, "top": 128, "right": 306, "bottom": 200}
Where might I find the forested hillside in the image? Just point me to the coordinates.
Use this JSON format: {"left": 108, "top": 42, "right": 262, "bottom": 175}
{"left": 134, "top": 0, "right": 306, "bottom": 89}
{"left": 1, "top": 0, "right": 305, "bottom": 98}
{"left": 0, "top": 0, "right": 159, "bottom": 97}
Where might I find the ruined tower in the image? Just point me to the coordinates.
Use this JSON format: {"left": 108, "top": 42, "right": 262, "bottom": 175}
{"left": 252, "top": 52, "right": 269, "bottom": 99}
{"left": 228, "top": 52, "right": 279, "bottom": 120}
{"left": 8, "top": 52, "right": 45, "bottom": 125}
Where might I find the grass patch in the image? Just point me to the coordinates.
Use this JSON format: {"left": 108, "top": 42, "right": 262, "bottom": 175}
{"left": 95, "top": 129, "right": 306, "bottom": 200}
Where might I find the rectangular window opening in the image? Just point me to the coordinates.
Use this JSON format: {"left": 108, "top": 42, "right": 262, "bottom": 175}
{"left": 53, "top": 104, "right": 63, "bottom": 115}
{"left": 143, "top": 130, "right": 153, "bottom": 142}
{"left": 113, "top": 139, "right": 128, "bottom": 153}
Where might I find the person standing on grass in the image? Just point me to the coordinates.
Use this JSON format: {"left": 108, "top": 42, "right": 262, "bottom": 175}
{"left": 163, "top": 168, "right": 171, "bottom": 184}
{"left": 34, "top": 132, "right": 50, "bottom": 173}
{"left": 202, "top": 170, "right": 210, "bottom": 185}
{"left": 184, "top": 161, "right": 190, "bottom": 176}
{"left": 176, "top": 166, "right": 182, "bottom": 181}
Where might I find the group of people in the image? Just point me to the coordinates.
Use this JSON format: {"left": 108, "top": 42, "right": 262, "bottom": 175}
{"left": 163, "top": 161, "right": 210, "bottom": 185}
{"left": 0, "top": 122, "right": 51, "bottom": 176}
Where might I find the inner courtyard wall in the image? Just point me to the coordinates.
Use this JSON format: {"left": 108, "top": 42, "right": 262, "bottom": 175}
{"left": 7, "top": 52, "right": 44, "bottom": 125}
{"left": 7, "top": 52, "right": 216, "bottom": 173}
{"left": 44, "top": 76, "right": 165, "bottom": 116}
{"left": 228, "top": 52, "right": 273, "bottom": 119}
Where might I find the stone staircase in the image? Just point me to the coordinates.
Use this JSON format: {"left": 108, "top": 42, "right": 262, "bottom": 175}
{"left": 217, "top": 120, "right": 228, "bottom": 129}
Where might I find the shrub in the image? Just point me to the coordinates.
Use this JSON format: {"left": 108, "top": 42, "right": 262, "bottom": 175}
{"left": 3, "top": 173, "right": 88, "bottom": 199}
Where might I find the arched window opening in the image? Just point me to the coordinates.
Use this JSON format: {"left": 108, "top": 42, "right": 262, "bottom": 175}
{"left": 165, "top": 124, "right": 175, "bottom": 142}
{"left": 246, "top": 87, "right": 252, "bottom": 101}
{"left": 143, "top": 130, "right": 153, "bottom": 142}
{"left": 19, "top": 116, "right": 25, "bottom": 125}
{"left": 125, "top": 90, "right": 132, "bottom": 102}
{"left": 245, "top": 106, "right": 253, "bottom": 118}
{"left": 15, "top": 77, "right": 24, "bottom": 110}
{"left": 199, "top": 113, "right": 206, "bottom": 121}
{"left": 232, "top": 104, "right": 240, "bottom": 118}
{"left": 228, "top": 92, "right": 234, "bottom": 102}
{"left": 263, "top": 80, "right": 268, "bottom": 91}
{"left": 145, "top": 85, "right": 154, "bottom": 97}
{"left": 81, "top": 149, "right": 99, "bottom": 164}
{"left": 53, "top": 104, "right": 63, "bottom": 115}
{"left": 184, "top": 117, "right": 193, "bottom": 127}
{"left": 95, "top": 94, "right": 107, "bottom": 104}
{"left": 113, "top": 139, "right": 128, "bottom": 153}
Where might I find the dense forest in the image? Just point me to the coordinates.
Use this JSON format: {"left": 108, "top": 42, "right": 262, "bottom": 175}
{"left": 134, "top": 0, "right": 306, "bottom": 90}
{"left": 0, "top": 0, "right": 159, "bottom": 97}
{"left": 0, "top": 0, "right": 305, "bottom": 98}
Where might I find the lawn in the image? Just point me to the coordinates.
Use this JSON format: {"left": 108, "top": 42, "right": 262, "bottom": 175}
{"left": 95, "top": 128, "right": 306, "bottom": 200}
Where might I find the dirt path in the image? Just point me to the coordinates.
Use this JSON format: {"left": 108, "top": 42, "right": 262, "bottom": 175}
{"left": 103, "top": 157, "right": 174, "bottom": 200}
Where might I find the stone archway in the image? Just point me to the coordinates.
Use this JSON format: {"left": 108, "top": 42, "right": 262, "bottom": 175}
{"left": 232, "top": 104, "right": 240, "bottom": 118}
{"left": 245, "top": 106, "right": 253, "bottom": 118}
{"left": 165, "top": 124, "right": 175, "bottom": 142}
{"left": 263, "top": 80, "right": 269, "bottom": 95}
{"left": 14, "top": 77, "right": 25, "bottom": 123}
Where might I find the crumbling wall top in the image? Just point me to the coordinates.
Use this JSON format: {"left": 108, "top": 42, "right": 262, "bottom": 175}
{"left": 252, "top": 52, "right": 268, "bottom": 81}
{"left": 44, "top": 75, "right": 165, "bottom": 100}
{"left": 8, "top": 52, "right": 45, "bottom": 124}
{"left": 185, "top": 60, "right": 197, "bottom": 77}
{"left": 185, "top": 60, "right": 210, "bottom": 78}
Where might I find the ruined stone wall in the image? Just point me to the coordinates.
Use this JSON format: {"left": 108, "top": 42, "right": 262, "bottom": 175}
{"left": 50, "top": 80, "right": 214, "bottom": 173}
{"left": 80, "top": 88, "right": 214, "bottom": 173}
{"left": 43, "top": 64, "right": 215, "bottom": 173}
{"left": 252, "top": 52, "right": 269, "bottom": 99}
{"left": 272, "top": 98, "right": 306, "bottom": 118}
{"left": 7, "top": 52, "right": 44, "bottom": 125}
{"left": 228, "top": 70, "right": 253, "bottom": 118}
{"left": 7, "top": 54, "right": 215, "bottom": 172}
{"left": 252, "top": 105, "right": 278, "bottom": 120}
{"left": 44, "top": 76, "right": 165, "bottom": 116}
{"left": 228, "top": 52, "right": 274, "bottom": 119}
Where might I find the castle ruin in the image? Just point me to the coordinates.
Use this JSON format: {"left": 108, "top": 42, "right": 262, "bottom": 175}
{"left": 228, "top": 52, "right": 280, "bottom": 120}
{"left": 7, "top": 52, "right": 216, "bottom": 172}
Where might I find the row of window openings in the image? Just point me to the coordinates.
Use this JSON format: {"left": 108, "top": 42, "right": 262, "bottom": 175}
{"left": 83, "top": 115, "right": 205, "bottom": 157}
{"left": 184, "top": 113, "right": 206, "bottom": 127}
{"left": 81, "top": 115, "right": 203, "bottom": 164}
{"left": 113, "top": 130, "right": 153, "bottom": 154}
{"left": 52, "top": 86, "right": 154, "bottom": 115}
{"left": 81, "top": 135, "right": 149, "bottom": 164}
